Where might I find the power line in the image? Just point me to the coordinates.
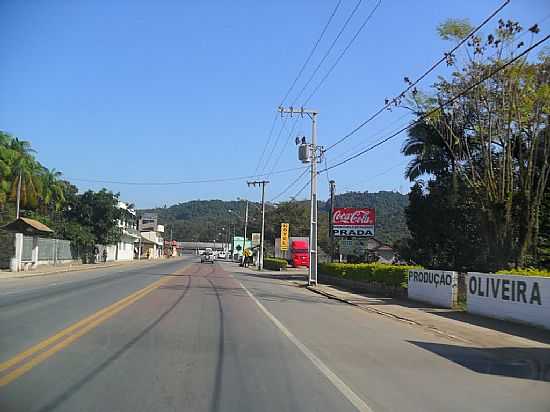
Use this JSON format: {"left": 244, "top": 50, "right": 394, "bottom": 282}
{"left": 267, "top": 116, "right": 301, "bottom": 174}
{"left": 324, "top": 0, "right": 511, "bottom": 152}
{"left": 255, "top": 0, "right": 343, "bottom": 175}
{"left": 279, "top": 0, "right": 343, "bottom": 105}
{"left": 66, "top": 166, "right": 307, "bottom": 186}
{"left": 270, "top": 167, "right": 309, "bottom": 202}
{"left": 267, "top": 1, "right": 380, "bottom": 179}
{"left": 254, "top": 111, "right": 279, "bottom": 174}
{"left": 320, "top": 33, "right": 550, "bottom": 173}
{"left": 259, "top": 117, "right": 288, "bottom": 173}
{"left": 291, "top": 0, "right": 365, "bottom": 105}
{"left": 328, "top": 109, "right": 411, "bottom": 163}
{"left": 303, "top": 0, "right": 382, "bottom": 106}
{"left": 293, "top": 178, "right": 311, "bottom": 199}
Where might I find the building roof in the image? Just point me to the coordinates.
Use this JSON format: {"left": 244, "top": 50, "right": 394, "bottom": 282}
{"left": 0, "top": 217, "right": 54, "bottom": 234}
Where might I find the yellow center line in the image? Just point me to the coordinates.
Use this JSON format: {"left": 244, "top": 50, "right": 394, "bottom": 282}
{"left": 0, "top": 268, "right": 187, "bottom": 387}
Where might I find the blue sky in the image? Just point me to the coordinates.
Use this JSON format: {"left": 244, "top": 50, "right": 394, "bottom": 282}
{"left": 1, "top": 0, "right": 547, "bottom": 208}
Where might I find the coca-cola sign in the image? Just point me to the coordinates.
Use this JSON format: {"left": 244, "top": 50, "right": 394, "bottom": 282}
{"left": 332, "top": 208, "right": 375, "bottom": 226}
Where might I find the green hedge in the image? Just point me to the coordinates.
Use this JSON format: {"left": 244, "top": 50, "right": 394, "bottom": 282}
{"left": 318, "top": 262, "right": 420, "bottom": 288}
{"left": 264, "top": 257, "right": 288, "bottom": 271}
{"left": 496, "top": 268, "right": 550, "bottom": 277}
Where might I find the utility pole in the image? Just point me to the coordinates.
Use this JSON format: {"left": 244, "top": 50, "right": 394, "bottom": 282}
{"left": 329, "top": 180, "right": 336, "bottom": 262}
{"left": 247, "top": 180, "right": 269, "bottom": 270}
{"left": 278, "top": 106, "right": 320, "bottom": 285}
{"left": 16, "top": 170, "right": 22, "bottom": 219}
{"left": 243, "top": 200, "right": 249, "bottom": 265}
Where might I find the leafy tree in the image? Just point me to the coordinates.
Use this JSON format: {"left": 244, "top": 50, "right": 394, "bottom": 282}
{"left": 403, "top": 19, "right": 549, "bottom": 269}
{"left": 66, "top": 189, "right": 122, "bottom": 245}
{"left": 403, "top": 178, "right": 488, "bottom": 271}
{"left": 537, "top": 181, "right": 550, "bottom": 268}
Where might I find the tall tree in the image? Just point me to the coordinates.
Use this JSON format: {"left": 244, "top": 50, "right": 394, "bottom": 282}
{"left": 405, "top": 19, "right": 549, "bottom": 269}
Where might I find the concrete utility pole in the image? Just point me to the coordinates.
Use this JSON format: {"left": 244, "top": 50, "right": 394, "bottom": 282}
{"left": 278, "top": 106, "right": 320, "bottom": 285}
{"left": 16, "top": 170, "right": 22, "bottom": 219}
{"left": 243, "top": 200, "right": 249, "bottom": 265}
{"left": 247, "top": 180, "right": 269, "bottom": 270}
{"left": 329, "top": 180, "right": 336, "bottom": 262}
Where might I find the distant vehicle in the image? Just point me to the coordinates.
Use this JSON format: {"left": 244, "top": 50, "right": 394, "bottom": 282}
{"left": 290, "top": 240, "right": 309, "bottom": 268}
{"left": 217, "top": 251, "right": 226, "bottom": 259}
{"left": 201, "top": 248, "right": 214, "bottom": 264}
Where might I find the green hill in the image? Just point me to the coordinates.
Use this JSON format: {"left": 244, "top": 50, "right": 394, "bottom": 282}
{"left": 325, "top": 191, "right": 410, "bottom": 244}
{"left": 140, "top": 191, "right": 410, "bottom": 247}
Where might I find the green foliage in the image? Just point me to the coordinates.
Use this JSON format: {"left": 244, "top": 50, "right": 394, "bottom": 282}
{"left": 142, "top": 191, "right": 410, "bottom": 252}
{"left": 496, "top": 268, "right": 550, "bottom": 277}
{"left": 537, "top": 183, "right": 550, "bottom": 269}
{"left": 52, "top": 221, "right": 95, "bottom": 254}
{"left": 319, "top": 262, "right": 419, "bottom": 288}
{"left": 263, "top": 257, "right": 288, "bottom": 271}
{"left": 403, "top": 178, "right": 489, "bottom": 271}
{"left": 402, "top": 19, "right": 550, "bottom": 270}
{"left": 325, "top": 191, "right": 410, "bottom": 244}
{"left": 436, "top": 18, "right": 473, "bottom": 41}
{"left": 65, "top": 189, "right": 122, "bottom": 245}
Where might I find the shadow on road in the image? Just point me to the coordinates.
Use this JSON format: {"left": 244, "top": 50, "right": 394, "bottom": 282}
{"left": 316, "top": 282, "right": 550, "bottom": 346}
{"left": 37, "top": 275, "right": 193, "bottom": 412}
{"left": 426, "top": 310, "right": 550, "bottom": 346}
{"left": 409, "top": 340, "right": 550, "bottom": 382}
{"left": 204, "top": 275, "right": 224, "bottom": 412}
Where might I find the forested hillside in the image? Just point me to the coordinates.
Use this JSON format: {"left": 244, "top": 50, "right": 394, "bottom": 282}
{"left": 141, "top": 191, "right": 410, "bottom": 246}
{"left": 325, "top": 191, "right": 410, "bottom": 244}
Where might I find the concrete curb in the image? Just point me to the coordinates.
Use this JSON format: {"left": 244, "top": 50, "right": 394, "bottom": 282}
{"left": 307, "top": 285, "right": 472, "bottom": 344}
{"left": 0, "top": 258, "right": 175, "bottom": 280}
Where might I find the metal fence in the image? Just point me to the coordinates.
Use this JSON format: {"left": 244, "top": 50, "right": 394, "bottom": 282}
{"left": 22, "top": 236, "right": 75, "bottom": 262}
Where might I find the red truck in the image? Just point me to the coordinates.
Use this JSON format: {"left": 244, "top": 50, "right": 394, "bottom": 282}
{"left": 290, "top": 240, "right": 309, "bottom": 268}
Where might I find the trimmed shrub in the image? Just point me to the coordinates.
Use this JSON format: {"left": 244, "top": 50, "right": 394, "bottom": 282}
{"left": 264, "top": 257, "right": 288, "bottom": 271}
{"left": 496, "top": 268, "right": 550, "bottom": 277}
{"left": 318, "top": 262, "right": 420, "bottom": 288}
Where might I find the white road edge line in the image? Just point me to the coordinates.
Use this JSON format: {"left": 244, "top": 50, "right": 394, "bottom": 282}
{"left": 238, "top": 280, "right": 374, "bottom": 412}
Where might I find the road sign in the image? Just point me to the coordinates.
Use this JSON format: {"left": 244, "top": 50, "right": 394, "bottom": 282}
{"left": 280, "top": 223, "right": 289, "bottom": 251}
{"left": 251, "top": 233, "right": 261, "bottom": 247}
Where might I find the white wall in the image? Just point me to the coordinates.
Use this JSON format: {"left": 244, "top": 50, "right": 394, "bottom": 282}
{"left": 408, "top": 269, "right": 458, "bottom": 308}
{"left": 116, "top": 241, "right": 134, "bottom": 261}
{"left": 467, "top": 272, "right": 550, "bottom": 329}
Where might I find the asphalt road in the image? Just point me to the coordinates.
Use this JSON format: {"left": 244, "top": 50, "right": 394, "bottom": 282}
{"left": 0, "top": 257, "right": 548, "bottom": 412}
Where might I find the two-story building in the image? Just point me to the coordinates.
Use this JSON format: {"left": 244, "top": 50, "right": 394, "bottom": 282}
{"left": 138, "top": 213, "right": 164, "bottom": 259}
{"left": 100, "top": 201, "right": 140, "bottom": 261}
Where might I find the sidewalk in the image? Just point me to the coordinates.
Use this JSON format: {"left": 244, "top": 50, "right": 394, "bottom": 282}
{"left": 233, "top": 262, "right": 550, "bottom": 349}
{"left": 0, "top": 257, "right": 177, "bottom": 280}
{"left": 308, "top": 282, "right": 550, "bottom": 349}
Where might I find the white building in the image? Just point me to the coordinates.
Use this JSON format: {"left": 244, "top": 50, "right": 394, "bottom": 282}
{"left": 100, "top": 202, "right": 140, "bottom": 261}
{"left": 138, "top": 213, "right": 164, "bottom": 259}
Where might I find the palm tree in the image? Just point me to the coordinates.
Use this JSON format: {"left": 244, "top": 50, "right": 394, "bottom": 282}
{"left": 401, "top": 121, "right": 454, "bottom": 181}
{"left": 0, "top": 132, "right": 14, "bottom": 208}
{"left": 3, "top": 136, "right": 43, "bottom": 215}
{"left": 40, "top": 168, "right": 66, "bottom": 214}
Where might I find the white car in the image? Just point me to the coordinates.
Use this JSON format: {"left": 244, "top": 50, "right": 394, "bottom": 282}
{"left": 217, "top": 251, "right": 226, "bottom": 260}
{"left": 200, "top": 248, "right": 215, "bottom": 264}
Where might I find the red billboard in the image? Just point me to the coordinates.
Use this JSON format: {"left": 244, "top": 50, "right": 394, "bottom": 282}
{"left": 332, "top": 208, "right": 375, "bottom": 237}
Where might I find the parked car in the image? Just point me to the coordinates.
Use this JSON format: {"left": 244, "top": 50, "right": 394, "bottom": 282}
{"left": 217, "top": 251, "right": 226, "bottom": 259}
{"left": 201, "top": 248, "right": 214, "bottom": 264}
